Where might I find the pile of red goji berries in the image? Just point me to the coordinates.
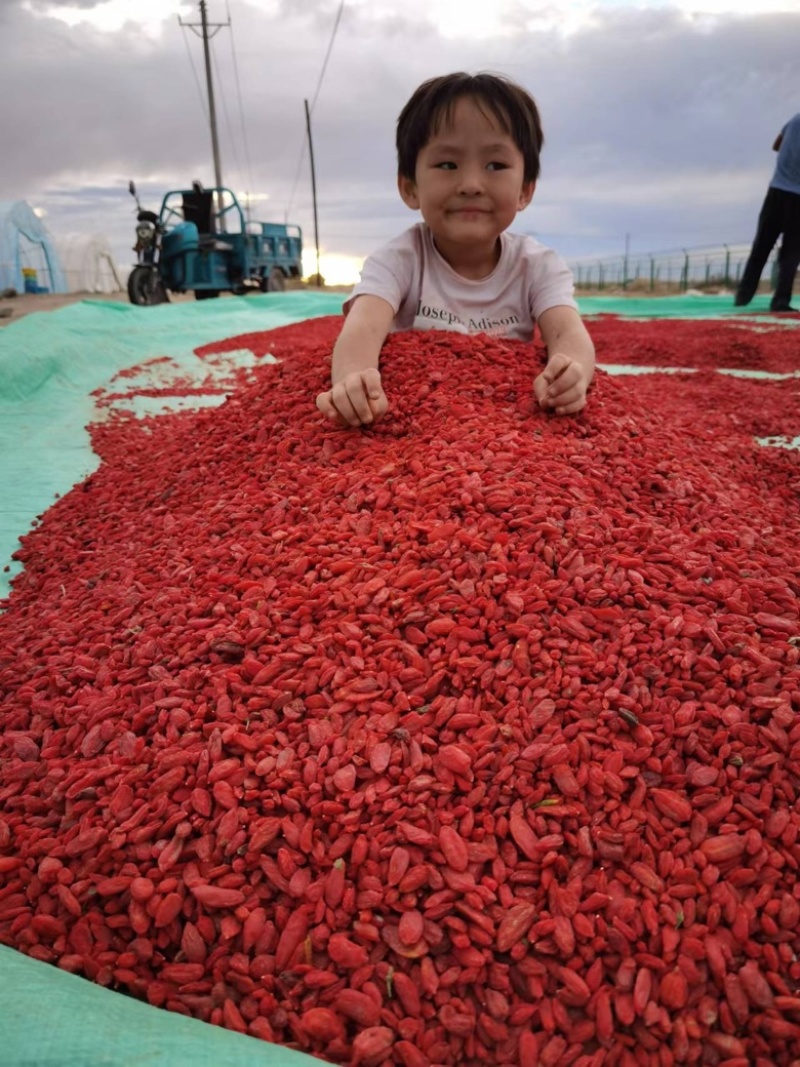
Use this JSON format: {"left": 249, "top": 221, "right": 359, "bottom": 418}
{"left": 585, "top": 314, "right": 800, "bottom": 374}
{"left": 1, "top": 316, "right": 800, "bottom": 1067}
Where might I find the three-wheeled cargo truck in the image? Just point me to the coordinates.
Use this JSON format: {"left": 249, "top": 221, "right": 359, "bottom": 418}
{"left": 127, "top": 181, "right": 303, "bottom": 305}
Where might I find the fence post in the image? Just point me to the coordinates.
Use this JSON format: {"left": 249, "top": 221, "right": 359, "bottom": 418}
{"left": 649, "top": 256, "right": 655, "bottom": 292}
{"left": 681, "top": 250, "right": 689, "bottom": 293}
{"left": 598, "top": 263, "right": 604, "bottom": 291}
{"left": 724, "top": 245, "right": 730, "bottom": 288}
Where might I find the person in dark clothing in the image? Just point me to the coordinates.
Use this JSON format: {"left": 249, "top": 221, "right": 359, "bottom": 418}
{"left": 735, "top": 113, "right": 800, "bottom": 313}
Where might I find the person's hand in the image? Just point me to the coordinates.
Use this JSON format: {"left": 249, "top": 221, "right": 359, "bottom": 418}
{"left": 316, "top": 368, "right": 389, "bottom": 428}
{"left": 534, "top": 353, "right": 589, "bottom": 415}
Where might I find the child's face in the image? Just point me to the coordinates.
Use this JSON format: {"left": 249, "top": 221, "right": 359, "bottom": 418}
{"left": 398, "top": 95, "right": 535, "bottom": 267}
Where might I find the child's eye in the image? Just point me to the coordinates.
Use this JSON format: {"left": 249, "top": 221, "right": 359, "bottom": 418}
{"left": 435, "top": 161, "right": 456, "bottom": 170}
{"left": 487, "top": 162, "right": 509, "bottom": 171}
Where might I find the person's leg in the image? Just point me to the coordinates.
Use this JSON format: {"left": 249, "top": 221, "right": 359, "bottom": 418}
{"left": 770, "top": 190, "right": 800, "bottom": 311}
{"left": 735, "top": 187, "right": 784, "bottom": 306}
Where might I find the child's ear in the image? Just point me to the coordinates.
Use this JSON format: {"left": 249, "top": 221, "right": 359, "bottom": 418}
{"left": 398, "top": 175, "right": 420, "bottom": 210}
{"left": 518, "top": 181, "right": 536, "bottom": 211}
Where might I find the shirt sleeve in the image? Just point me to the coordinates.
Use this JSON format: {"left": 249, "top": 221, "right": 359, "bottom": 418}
{"left": 528, "top": 248, "right": 578, "bottom": 322}
{"left": 343, "top": 230, "right": 417, "bottom": 318}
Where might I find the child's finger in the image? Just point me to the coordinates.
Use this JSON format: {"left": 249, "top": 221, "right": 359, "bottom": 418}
{"left": 541, "top": 352, "right": 571, "bottom": 384}
{"left": 533, "top": 372, "right": 551, "bottom": 406}
{"left": 361, "top": 369, "right": 388, "bottom": 421}
{"left": 368, "top": 391, "right": 389, "bottom": 420}
{"left": 551, "top": 383, "right": 584, "bottom": 409}
{"left": 362, "top": 367, "right": 383, "bottom": 394}
{"left": 316, "top": 391, "right": 338, "bottom": 420}
{"left": 547, "top": 365, "right": 580, "bottom": 400}
{"left": 330, "top": 383, "right": 363, "bottom": 426}
{"left": 343, "top": 379, "right": 375, "bottom": 424}
{"left": 317, "top": 393, "right": 349, "bottom": 427}
{"left": 553, "top": 396, "right": 587, "bottom": 415}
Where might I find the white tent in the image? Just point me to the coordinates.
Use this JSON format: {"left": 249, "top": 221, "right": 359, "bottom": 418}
{"left": 0, "top": 200, "right": 66, "bottom": 293}
{"left": 55, "top": 233, "right": 125, "bottom": 294}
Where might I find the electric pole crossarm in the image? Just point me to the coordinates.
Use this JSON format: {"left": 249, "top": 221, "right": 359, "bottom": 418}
{"left": 178, "top": 1, "right": 229, "bottom": 196}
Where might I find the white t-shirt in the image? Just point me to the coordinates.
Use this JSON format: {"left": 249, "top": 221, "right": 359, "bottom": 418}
{"left": 344, "top": 223, "right": 577, "bottom": 343}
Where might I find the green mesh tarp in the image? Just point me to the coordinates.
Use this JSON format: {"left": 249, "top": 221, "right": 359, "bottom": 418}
{"left": 576, "top": 291, "right": 799, "bottom": 321}
{"left": 0, "top": 945, "right": 323, "bottom": 1067}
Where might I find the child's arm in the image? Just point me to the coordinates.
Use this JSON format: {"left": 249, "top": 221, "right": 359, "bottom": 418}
{"left": 316, "top": 295, "right": 395, "bottom": 427}
{"left": 534, "top": 306, "right": 596, "bottom": 416}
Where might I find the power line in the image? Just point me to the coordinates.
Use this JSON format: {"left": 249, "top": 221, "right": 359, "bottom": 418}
{"left": 180, "top": 20, "right": 209, "bottom": 123}
{"left": 285, "top": 141, "right": 309, "bottom": 224}
{"left": 226, "top": 0, "right": 256, "bottom": 201}
{"left": 310, "top": 0, "right": 345, "bottom": 113}
{"left": 285, "top": 0, "right": 345, "bottom": 221}
{"left": 211, "top": 41, "right": 245, "bottom": 191}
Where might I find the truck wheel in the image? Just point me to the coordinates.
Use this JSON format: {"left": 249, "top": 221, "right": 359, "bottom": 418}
{"left": 266, "top": 268, "right": 286, "bottom": 292}
{"left": 128, "top": 266, "right": 168, "bottom": 306}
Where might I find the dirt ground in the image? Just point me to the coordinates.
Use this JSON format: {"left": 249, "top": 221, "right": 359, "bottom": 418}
{"left": 0, "top": 290, "right": 129, "bottom": 326}
{"left": 0, "top": 282, "right": 352, "bottom": 328}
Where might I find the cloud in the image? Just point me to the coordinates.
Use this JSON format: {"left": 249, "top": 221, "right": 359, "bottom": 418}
{"left": 1, "top": 1, "right": 797, "bottom": 273}
{"left": 24, "top": 1, "right": 107, "bottom": 8}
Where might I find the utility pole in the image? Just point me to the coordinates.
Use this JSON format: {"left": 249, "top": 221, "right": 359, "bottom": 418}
{"left": 304, "top": 99, "right": 322, "bottom": 287}
{"left": 179, "top": 1, "right": 229, "bottom": 199}
{"left": 623, "top": 232, "right": 630, "bottom": 290}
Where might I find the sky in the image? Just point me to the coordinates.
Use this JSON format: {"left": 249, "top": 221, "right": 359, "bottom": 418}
{"left": 2, "top": 0, "right": 799, "bottom": 285}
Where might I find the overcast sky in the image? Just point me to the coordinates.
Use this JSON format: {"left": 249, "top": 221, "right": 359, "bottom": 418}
{"left": 2, "top": 0, "right": 799, "bottom": 283}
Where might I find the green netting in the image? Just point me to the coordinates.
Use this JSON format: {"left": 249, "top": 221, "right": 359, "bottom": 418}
{"left": 0, "top": 945, "right": 323, "bottom": 1067}
{"left": 577, "top": 292, "right": 799, "bottom": 320}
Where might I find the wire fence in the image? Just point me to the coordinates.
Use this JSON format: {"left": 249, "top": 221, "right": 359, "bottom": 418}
{"left": 567, "top": 243, "right": 780, "bottom": 294}
{"left": 2, "top": 242, "right": 785, "bottom": 298}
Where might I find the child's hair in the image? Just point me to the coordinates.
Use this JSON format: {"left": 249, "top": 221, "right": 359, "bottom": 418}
{"left": 396, "top": 72, "right": 544, "bottom": 185}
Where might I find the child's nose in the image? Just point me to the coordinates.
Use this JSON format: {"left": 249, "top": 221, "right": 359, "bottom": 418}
{"left": 456, "top": 165, "right": 485, "bottom": 194}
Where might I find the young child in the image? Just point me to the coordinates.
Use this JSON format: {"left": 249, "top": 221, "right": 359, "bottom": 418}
{"left": 316, "top": 71, "right": 595, "bottom": 427}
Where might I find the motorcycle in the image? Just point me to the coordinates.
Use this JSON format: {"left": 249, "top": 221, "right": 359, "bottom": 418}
{"left": 127, "top": 180, "right": 169, "bottom": 306}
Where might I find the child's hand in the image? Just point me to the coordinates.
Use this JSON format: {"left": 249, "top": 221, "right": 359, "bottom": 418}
{"left": 316, "top": 369, "right": 389, "bottom": 428}
{"left": 534, "top": 353, "right": 589, "bottom": 415}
